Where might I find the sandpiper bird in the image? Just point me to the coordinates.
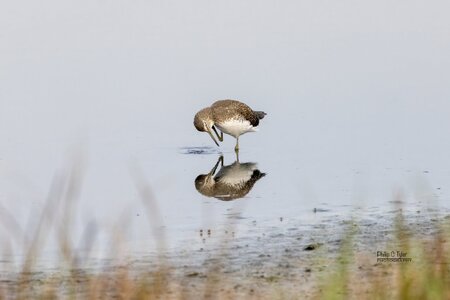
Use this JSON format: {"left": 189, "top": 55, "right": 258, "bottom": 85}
{"left": 193, "top": 100, "right": 266, "bottom": 151}
{"left": 195, "top": 155, "right": 266, "bottom": 201}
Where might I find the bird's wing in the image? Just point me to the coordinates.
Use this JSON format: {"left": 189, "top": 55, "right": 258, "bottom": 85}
{"left": 211, "top": 100, "right": 259, "bottom": 126}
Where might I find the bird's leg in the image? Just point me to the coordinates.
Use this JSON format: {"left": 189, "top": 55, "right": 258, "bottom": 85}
{"left": 234, "top": 136, "right": 239, "bottom": 153}
{"left": 212, "top": 126, "right": 223, "bottom": 142}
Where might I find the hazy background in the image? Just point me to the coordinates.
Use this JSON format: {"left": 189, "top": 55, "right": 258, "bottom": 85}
{"left": 2, "top": 0, "right": 450, "bottom": 145}
{"left": 1, "top": 0, "right": 450, "bottom": 255}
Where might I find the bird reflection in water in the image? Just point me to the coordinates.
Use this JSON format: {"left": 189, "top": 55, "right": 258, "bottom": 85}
{"left": 195, "top": 155, "right": 266, "bottom": 201}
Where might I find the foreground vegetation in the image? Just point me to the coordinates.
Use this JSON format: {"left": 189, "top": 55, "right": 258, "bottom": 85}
{"left": 0, "top": 165, "right": 449, "bottom": 299}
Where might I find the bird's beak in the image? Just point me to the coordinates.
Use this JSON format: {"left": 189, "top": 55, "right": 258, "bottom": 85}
{"left": 209, "top": 155, "right": 223, "bottom": 175}
{"left": 207, "top": 127, "right": 219, "bottom": 146}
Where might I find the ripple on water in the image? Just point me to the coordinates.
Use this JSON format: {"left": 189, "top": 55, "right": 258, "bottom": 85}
{"left": 179, "top": 146, "right": 221, "bottom": 155}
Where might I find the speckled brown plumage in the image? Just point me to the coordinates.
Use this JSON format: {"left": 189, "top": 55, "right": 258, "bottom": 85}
{"left": 211, "top": 100, "right": 262, "bottom": 126}
{"left": 193, "top": 99, "right": 266, "bottom": 150}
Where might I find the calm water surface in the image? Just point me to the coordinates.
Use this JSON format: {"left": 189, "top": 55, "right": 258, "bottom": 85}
{"left": 1, "top": 116, "right": 449, "bottom": 263}
{"left": 1, "top": 0, "right": 450, "bottom": 265}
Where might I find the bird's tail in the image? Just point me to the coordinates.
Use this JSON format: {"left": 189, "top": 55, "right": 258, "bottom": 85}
{"left": 251, "top": 170, "right": 266, "bottom": 181}
{"left": 255, "top": 111, "right": 266, "bottom": 120}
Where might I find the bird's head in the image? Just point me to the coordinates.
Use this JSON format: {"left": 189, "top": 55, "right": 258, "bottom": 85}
{"left": 195, "top": 174, "right": 215, "bottom": 196}
{"left": 193, "top": 107, "right": 213, "bottom": 132}
{"left": 193, "top": 107, "right": 219, "bottom": 146}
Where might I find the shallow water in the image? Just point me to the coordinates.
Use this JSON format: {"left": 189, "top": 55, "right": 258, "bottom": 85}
{"left": 0, "top": 129, "right": 449, "bottom": 265}
{"left": 1, "top": 0, "right": 450, "bottom": 267}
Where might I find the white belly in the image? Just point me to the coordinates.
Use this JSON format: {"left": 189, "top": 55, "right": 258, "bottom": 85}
{"left": 217, "top": 162, "right": 258, "bottom": 186}
{"left": 215, "top": 119, "right": 256, "bottom": 138}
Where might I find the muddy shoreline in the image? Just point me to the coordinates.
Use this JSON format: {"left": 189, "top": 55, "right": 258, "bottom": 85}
{"left": 1, "top": 207, "right": 448, "bottom": 298}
